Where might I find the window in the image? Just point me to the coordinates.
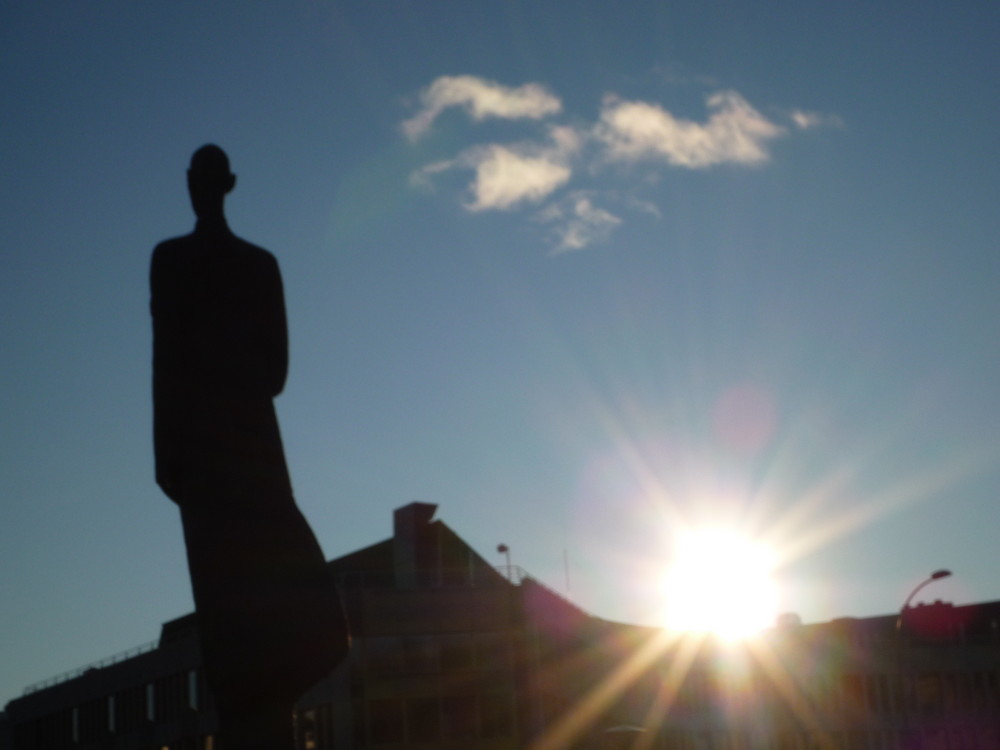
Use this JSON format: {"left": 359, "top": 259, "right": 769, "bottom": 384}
{"left": 841, "top": 674, "right": 863, "bottom": 714}
{"left": 441, "top": 695, "right": 477, "bottom": 739}
{"left": 867, "top": 674, "right": 890, "bottom": 714}
{"left": 366, "top": 637, "right": 403, "bottom": 675}
{"left": 367, "top": 699, "right": 403, "bottom": 745}
{"left": 480, "top": 693, "right": 513, "bottom": 738}
{"left": 32, "top": 710, "right": 73, "bottom": 750}
{"left": 915, "top": 673, "right": 943, "bottom": 714}
{"left": 402, "top": 636, "right": 439, "bottom": 674}
{"left": 298, "top": 709, "right": 317, "bottom": 750}
{"left": 188, "top": 670, "right": 199, "bottom": 711}
{"left": 313, "top": 703, "right": 334, "bottom": 750}
{"left": 146, "top": 684, "right": 156, "bottom": 722}
{"left": 676, "top": 672, "right": 709, "bottom": 715}
{"left": 406, "top": 696, "right": 440, "bottom": 742}
{"left": 78, "top": 699, "right": 106, "bottom": 744}
{"left": 155, "top": 673, "right": 187, "bottom": 722}
{"left": 115, "top": 685, "right": 146, "bottom": 733}
{"left": 476, "top": 632, "right": 513, "bottom": 670}
{"left": 440, "top": 634, "right": 475, "bottom": 671}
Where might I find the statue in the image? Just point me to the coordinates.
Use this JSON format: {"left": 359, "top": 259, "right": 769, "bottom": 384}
{"left": 151, "top": 145, "right": 349, "bottom": 750}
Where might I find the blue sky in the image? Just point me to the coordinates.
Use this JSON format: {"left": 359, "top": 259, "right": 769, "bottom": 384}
{"left": 2, "top": 0, "right": 999, "bottom": 703}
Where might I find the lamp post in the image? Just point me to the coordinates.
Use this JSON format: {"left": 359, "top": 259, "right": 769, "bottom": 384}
{"left": 896, "top": 569, "right": 952, "bottom": 632}
{"left": 895, "top": 569, "right": 952, "bottom": 741}
{"left": 497, "top": 543, "right": 512, "bottom": 581}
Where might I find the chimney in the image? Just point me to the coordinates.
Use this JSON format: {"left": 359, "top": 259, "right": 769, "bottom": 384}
{"left": 393, "top": 502, "right": 438, "bottom": 589}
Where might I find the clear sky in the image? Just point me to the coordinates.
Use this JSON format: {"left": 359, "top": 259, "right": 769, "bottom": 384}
{"left": 2, "top": 0, "right": 999, "bottom": 704}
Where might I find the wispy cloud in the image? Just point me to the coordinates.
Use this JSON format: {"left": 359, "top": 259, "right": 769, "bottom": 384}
{"left": 537, "top": 192, "right": 623, "bottom": 253}
{"left": 790, "top": 109, "right": 845, "bottom": 130}
{"left": 404, "top": 76, "right": 837, "bottom": 252}
{"left": 595, "top": 91, "right": 785, "bottom": 168}
{"left": 413, "top": 125, "right": 580, "bottom": 211}
{"left": 402, "top": 75, "right": 562, "bottom": 141}
{"left": 652, "top": 62, "right": 719, "bottom": 89}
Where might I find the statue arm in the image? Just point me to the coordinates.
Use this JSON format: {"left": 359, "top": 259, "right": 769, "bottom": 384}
{"left": 150, "top": 246, "right": 182, "bottom": 501}
{"left": 263, "top": 254, "right": 289, "bottom": 397}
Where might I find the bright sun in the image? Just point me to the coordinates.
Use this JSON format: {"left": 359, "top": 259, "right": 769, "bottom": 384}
{"left": 663, "top": 527, "right": 779, "bottom": 640}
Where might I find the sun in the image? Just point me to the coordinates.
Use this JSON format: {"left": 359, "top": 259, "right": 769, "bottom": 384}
{"left": 662, "top": 527, "right": 779, "bottom": 640}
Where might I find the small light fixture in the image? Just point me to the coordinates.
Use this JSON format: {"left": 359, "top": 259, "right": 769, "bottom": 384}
{"left": 497, "top": 544, "right": 512, "bottom": 580}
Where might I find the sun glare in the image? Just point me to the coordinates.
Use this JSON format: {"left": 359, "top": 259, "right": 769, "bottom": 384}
{"left": 663, "top": 527, "right": 779, "bottom": 640}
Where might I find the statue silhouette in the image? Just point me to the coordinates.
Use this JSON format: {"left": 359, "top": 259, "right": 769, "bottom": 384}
{"left": 151, "top": 145, "right": 348, "bottom": 750}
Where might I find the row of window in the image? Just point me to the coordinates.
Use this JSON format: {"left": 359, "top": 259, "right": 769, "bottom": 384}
{"left": 13, "top": 671, "right": 205, "bottom": 750}
{"left": 364, "top": 632, "right": 516, "bottom": 676}
{"left": 664, "top": 669, "right": 1000, "bottom": 721}
{"left": 337, "top": 565, "right": 508, "bottom": 590}
{"left": 361, "top": 693, "right": 515, "bottom": 746}
{"left": 824, "top": 670, "right": 1000, "bottom": 718}
{"left": 657, "top": 727, "right": 1000, "bottom": 750}
{"left": 295, "top": 693, "right": 517, "bottom": 750}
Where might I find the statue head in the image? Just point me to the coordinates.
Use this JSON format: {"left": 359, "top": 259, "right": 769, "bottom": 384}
{"left": 187, "top": 144, "right": 236, "bottom": 220}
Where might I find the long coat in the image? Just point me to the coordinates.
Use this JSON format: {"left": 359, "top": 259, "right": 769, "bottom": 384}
{"left": 151, "top": 217, "right": 290, "bottom": 505}
{"left": 151, "top": 218, "right": 347, "bottom": 719}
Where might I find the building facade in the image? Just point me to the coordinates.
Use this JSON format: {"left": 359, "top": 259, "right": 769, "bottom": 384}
{"left": 594, "top": 601, "right": 1000, "bottom": 750}
{"left": 7, "top": 504, "right": 1000, "bottom": 750}
{"left": 5, "top": 503, "right": 605, "bottom": 750}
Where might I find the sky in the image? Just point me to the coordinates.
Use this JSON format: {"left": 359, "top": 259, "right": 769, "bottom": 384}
{"left": 2, "top": 0, "right": 999, "bottom": 705}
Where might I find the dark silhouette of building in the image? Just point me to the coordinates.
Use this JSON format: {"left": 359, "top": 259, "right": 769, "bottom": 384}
{"left": 598, "top": 600, "right": 1000, "bottom": 750}
{"left": 7, "top": 504, "right": 1000, "bottom": 749}
{"left": 6, "top": 503, "right": 618, "bottom": 750}
{"left": 1, "top": 711, "right": 11, "bottom": 750}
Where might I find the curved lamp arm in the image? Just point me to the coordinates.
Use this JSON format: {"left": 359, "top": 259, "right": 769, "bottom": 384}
{"left": 896, "top": 569, "right": 952, "bottom": 631}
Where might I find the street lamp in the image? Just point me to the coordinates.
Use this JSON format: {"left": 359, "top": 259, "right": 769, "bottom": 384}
{"left": 895, "top": 568, "right": 952, "bottom": 734}
{"left": 896, "top": 569, "right": 952, "bottom": 632}
{"left": 497, "top": 543, "right": 512, "bottom": 581}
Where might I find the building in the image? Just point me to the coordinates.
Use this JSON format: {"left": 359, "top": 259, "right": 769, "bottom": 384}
{"left": 7, "top": 504, "right": 1000, "bottom": 750}
{"left": 4, "top": 614, "right": 209, "bottom": 750}
{"left": 594, "top": 601, "right": 1000, "bottom": 750}
{"left": 5, "top": 503, "right": 622, "bottom": 750}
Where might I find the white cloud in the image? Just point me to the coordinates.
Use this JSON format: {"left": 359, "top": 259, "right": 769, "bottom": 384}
{"left": 595, "top": 90, "right": 785, "bottom": 167}
{"left": 464, "top": 145, "right": 572, "bottom": 211}
{"left": 652, "top": 63, "right": 719, "bottom": 89}
{"left": 538, "top": 192, "right": 624, "bottom": 252}
{"left": 404, "top": 76, "right": 836, "bottom": 253}
{"left": 412, "top": 125, "right": 581, "bottom": 211}
{"left": 623, "top": 196, "right": 663, "bottom": 220}
{"left": 790, "top": 109, "right": 845, "bottom": 130}
{"left": 408, "top": 159, "right": 454, "bottom": 190}
{"left": 402, "top": 75, "right": 562, "bottom": 140}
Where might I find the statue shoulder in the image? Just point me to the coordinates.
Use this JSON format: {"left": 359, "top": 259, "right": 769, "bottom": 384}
{"left": 152, "top": 233, "right": 197, "bottom": 264}
{"left": 230, "top": 235, "right": 281, "bottom": 274}
{"left": 234, "top": 235, "right": 276, "bottom": 259}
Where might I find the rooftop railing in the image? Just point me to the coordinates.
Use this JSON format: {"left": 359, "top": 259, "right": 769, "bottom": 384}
{"left": 20, "top": 565, "right": 531, "bottom": 696}
{"left": 335, "top": 564, "right": 527, "bottom": 589}
{"left": 22, "top": 639, "right": 158, "bottom": 696}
